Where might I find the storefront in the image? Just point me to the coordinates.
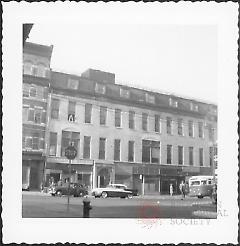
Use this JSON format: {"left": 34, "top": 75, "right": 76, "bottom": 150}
{"left": 133, "top": 164, "right": 161, "bottom": 195}
{"left": 22, "top": 152, "right": 45, "bottom": 190}
{"left": 94, "top": 162, "right": 114, "bottom": 188}
{"left": 45, "top": 157, "right": 93, "bottom": 188}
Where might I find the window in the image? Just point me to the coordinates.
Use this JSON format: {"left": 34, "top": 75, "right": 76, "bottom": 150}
{"left": 188, "top": 120, "right": 194, "bottom": 137}
{"left": 25, "top": 137, "right": 33, "bottom": 149}
{"left": 178, "top": 119, "right": 183, "bottom": 136}
{"left": 209, "top": 147, "right": 213, "bottom": 166}
{"left": 198, "top": 122, "right": 204, "bottom": 138}
{"left": 61, "top": 131, "right": 80, "bottom": 157}
{"left": 115, "top": 109, "right": 121, "bottom": 127}
{"left": 99, "top": 138, "right": 106, "bottom": 160}
{"left": 23, "top": 83, "right": 30, "bottom": 97}
{"left": 114, "top": 139, "right": 121, "bottom": 161}
{"left": 142, "top": 113, "right": 148, "bottom": 131}
{"left": 154, "top": 115, "right": 160, "bottom": 133}
{"left": 37, "top": 64, "right": 47, "bottom": 77}
{"left": 85, "top": 103, "right": 92, "bottom": 123}
{"left": 190, "top": 103, "right": 198, "bottom": 111}
{"left": 83, "top": 136, "right": 91, "bottom": 159}
{"left": 208, "top": 124, "right": 214, "bottom": 140}
{"left": 120, "top": 88, "right": 129, "bottom": 98}
{"left": 146, "top": 93, "right": 155, "bottom": 104}
{"left": 100, "top": 106, "right": 107, "bottom": 125}
{"left": 199, "top": 148, "right": 204, "bottom": 166}
{"left": 68, "top": 78, "right": 78, "bottom": 90}
{"left": 129, "top": 111, "right": 135, "bottom": 129}
{"left": 95, "top": 83, "right": 106, "bottom": 94}
{"left": 34, "top": 108, "right": 42, "bottom": 124}
{"left": 22, "top": 105, "right": 29, "bottom": 122}
{"left": 41, "top": 110, "right": 46, "bottom": 124}
{"left": 68, "top": 101, "right": 76, "bottom": 122}
{"left": 169, "top": 98, "right": 178, "bottom": 107}
{"left": 49, "top": 132, "right": 57, "bottom": 156}
{"left": 28, "top": 108, "right": 34, "bottom": 121}
{"left": 51, "top": 98, "right": 60, "bottom": 119}
{"left": 178, "top": 146, "right": 183, "bottom": 165}
{"left": 167, "top": 117, "right": 172, "bottom": 134}
{"left": 189, "top": 147, "right": 194, "bottom": 165}
{"left": 32, "top": 132, "right": 39, "bottom": 150}
{"left": 142, "top": 140, "right": 160, "bottom": 164}
{"left": 128, "top": 141, "right": 134, "bottom": 162}
{"left": 30, "top": 87, "right": 37, "bottom": 97}
{"left": 23, "top": 62, "right": 33, "bottom": 75}
{"left": 167, "top": 145, "right": 172, "bottom": 164}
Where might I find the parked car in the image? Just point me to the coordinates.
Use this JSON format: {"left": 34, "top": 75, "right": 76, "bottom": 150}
{"left": 91, "top": 184, "right": 133, "bottom": 198}
{"left": 49, "top": 183, "right": 88, "bottom": 197}
{"left": 110, "top": 184, "right": 138, "bottom": 196}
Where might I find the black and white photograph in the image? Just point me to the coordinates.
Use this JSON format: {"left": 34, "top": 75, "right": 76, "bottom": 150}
{"left": 2, "top": 2, "right": 238, "bottom": 244}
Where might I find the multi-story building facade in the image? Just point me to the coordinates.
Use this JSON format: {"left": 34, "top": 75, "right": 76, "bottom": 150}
{"left": 22, "top": 42, "right": 53, "bottom": 190}
{"left": 45, "top": 68, "right": 217, "bottom": 195}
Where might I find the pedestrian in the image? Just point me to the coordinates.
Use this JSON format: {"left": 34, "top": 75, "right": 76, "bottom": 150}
{"left": 179, "top": 181, "right": 186, "bottom": 200}
{"left": 169, "top": 183, "right": 173, "bottom": 196}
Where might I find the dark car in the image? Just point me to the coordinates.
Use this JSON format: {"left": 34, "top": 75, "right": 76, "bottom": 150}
{"left": 49, "top": 183, "right": 88, "bottom": 197}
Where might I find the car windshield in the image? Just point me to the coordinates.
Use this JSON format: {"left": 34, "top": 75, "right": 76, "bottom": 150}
{"left": 190, "top": 181, "right": 200, "bottom": 186}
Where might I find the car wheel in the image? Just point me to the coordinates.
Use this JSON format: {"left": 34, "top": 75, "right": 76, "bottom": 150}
{"left": 56, "top": 190, "right": 62, "bottom": 197}
{"left": 127, "top": 194, "right": 133, "bottom": 199}
{"left": 101, "top": 191, "right": 108, "bottom": 198}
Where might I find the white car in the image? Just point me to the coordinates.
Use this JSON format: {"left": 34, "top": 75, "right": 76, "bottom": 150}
{"left": 91, "top": 184, "right": 133, "bottom": 198}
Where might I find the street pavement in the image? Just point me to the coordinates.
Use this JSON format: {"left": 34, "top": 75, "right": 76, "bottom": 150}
{"left": 22, "top": 191, "right": 217, "bottom": 219}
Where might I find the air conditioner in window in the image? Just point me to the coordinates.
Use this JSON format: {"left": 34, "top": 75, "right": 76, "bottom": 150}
{"left": 68, "top": 114, "right": 75, "bottom": 122}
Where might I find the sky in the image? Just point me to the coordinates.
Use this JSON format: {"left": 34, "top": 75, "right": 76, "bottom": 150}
{"left": 28, "top": 23, "right": 218, "bottom": 104}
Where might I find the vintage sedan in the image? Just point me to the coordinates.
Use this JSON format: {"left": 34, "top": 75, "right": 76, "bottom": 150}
{"left": 91, "top": 184, "right": 133, "bottom": 198}
{"left": 49, "top": 183, "right": 88, "bottom": 197}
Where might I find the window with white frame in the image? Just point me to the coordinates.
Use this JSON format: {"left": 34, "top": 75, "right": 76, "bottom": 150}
{"left": 68, "top": 78, "right": 79, "bottom": 90}
{"left": 167, "top": 145, "right": 172, "bottom": 164}
{"left": 95, "top": 83, "right": 106, "bottom": 94}
{"left": 178, "top": 119, "right": 183, "bottom": 136}
{"left": 166, "top": 117, "right": 172, "bottom": 134}
{"left": 120, "top": 88, "right": 129, "bottom": 98}
{"left": 146, "top": 93, "right": 155, "bottom": 104}
{"left": 188, "top": 120, "right": 194, "bottom": 137}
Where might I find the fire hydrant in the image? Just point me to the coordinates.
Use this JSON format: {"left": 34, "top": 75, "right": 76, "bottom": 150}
{"left": 83, "top": 196, "right": 92, "bottom": 218}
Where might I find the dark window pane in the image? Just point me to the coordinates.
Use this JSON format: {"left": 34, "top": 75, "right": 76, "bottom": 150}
{"left": 154, "top": 115, "right": 160, "bottom": 132}
{"left": 167, "top": 117, "right": 172, "bottom": 134}
{"left": 178, "top": 146, "right": 183, "bottom": 165}
{"left": 167, "top": 145, "right": 172, "bottom": 164}
{"left": 83, "top": 136, "right": 91, "bottom": 159}
{"left": 99, "top": 138, "right": 106, "bottom": 160}
{"left": 34, "top": 109, "right": 41, "bottom": 124}
{"left": 199, "top": 148, "right": 203, "bottom": 166}
{"left": 115, "top": 109, "right": 121, "bottom": 127}
{"left": 188, "top": 120, "right": 193, "bottom": 137}
{"left": 198, "top": 122, "right": 203, "bottom": 138}
{"left": 142, "top": 140, "right": 150, "bottom": 162}
{"left": 114, "top": 139, "right": 121, "bottom": 161}
{"left": 142, "top": 113, "right": 148, "bottom": 131}
{"left": 189, "top": 147, "right": 194, "bottom": 165}
{"left": 51, "top": 99, "right": 60, "bottom": 119}
{"left": 100, "top": 106, "right": 107, "bottom": 125}
{"left": 128, "top": 141, "right": 134, "bottom": 162}
{"left": 178, "top": 119, "right": 183, "bottom": 135}
{"left": 85, "top": 103, "right": 92, "bottom": 123}
{"left": 30, "top": 87, "right": 37, "bottom": 97}
{"left": 129, "top": 111, "right": 135, "bottom": 129}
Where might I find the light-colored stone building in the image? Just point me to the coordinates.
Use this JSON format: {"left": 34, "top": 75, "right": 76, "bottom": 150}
{"left": 45, "top": 69, "right": 217, "bottom": 195}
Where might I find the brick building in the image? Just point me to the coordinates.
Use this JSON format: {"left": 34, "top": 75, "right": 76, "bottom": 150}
{"left": 22, "top": 42, "right": 53, "bottom": 190}
{"left": 45, "top": 68, "right": 217, "bottom": 195}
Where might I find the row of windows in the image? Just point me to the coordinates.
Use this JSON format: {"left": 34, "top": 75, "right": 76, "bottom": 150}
{"left": 22, "top": 135, "right": 45, "bottom": 150}
{"left": 23, "top": 84, "right": 48, "bottom": 99}
{"left": 49, "top": 131, "right": 210, "bottom": 166}
{"left": 23, "top": 106, "right": 46, "bottom": 124}
{"left": 23, "top": 63, "right": 49, "bottom": 78}
{"left": 51, "top": 99, "right": 211, "bottom": 138}
{"left": 65, "top": 77, "right": 200, "bottom": 112}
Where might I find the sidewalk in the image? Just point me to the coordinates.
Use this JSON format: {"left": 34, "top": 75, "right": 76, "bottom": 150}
{"left": 22, "top": 190, "right": 51, "bottom": 196}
